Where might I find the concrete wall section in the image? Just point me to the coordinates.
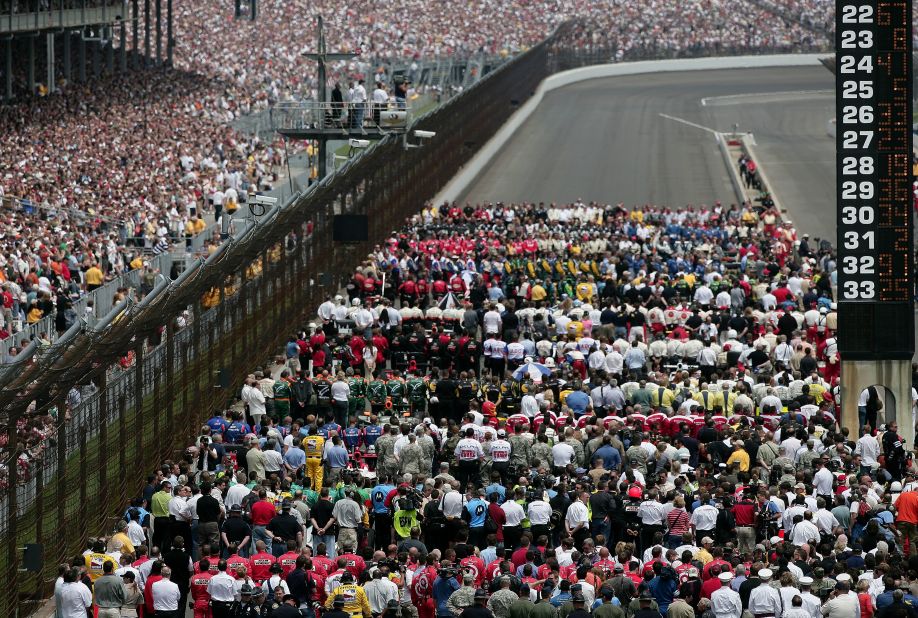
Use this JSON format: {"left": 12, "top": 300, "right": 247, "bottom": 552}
{"left": 433, "top": 54, "right": 826, "bottom": 205}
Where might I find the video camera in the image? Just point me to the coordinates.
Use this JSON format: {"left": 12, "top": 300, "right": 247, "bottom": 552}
{"left": 438, "top": 567, "right": 459, "bottom": 580}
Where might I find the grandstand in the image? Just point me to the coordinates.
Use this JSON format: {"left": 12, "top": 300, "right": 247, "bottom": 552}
{"left": 0, "top": 0, "right": 859, "bottom": 615}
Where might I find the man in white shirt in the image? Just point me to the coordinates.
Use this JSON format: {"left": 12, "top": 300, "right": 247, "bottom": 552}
{"left": 856, "top": 429, "right": 880, "bottom": 467}
{"left": 565, "top": 492, "right": 591, "bottom": 547}
{"left": 58, "top": 568, "right": 92, "bottom": 618}
{"left": 454, "top": 428, "right": 485, "bottom": 487}
{"left": 350, "top": 79, "right": 368, "bottom": 130}
{"left": 551, "top": 436, "right": 576, "bottom": 471}
{"left": 364, "top": 569, "right": 400, "bottom": 614}
{"left": 690, "top": 503, "right": 719, "bottom": 538}
{"left": 711, "top": 572, "right": 742, "bottom": 618}
{"left": 748, "top": 569, "right": 783, "bottom": 617}
{"left": 501, "top": 492, "right": 527, "bottom": 549}
{"left": 813, "top": 459, "right": 834, "bottom": 498}
{"left": 151, "top": 566, "right": 181, "bottom": 616}
{"left": 225, "top": 472, "right": 251, "bottom": 511}
{"left": 483, "top": 305, "right": 502, "bottom": 335}
{"left": 371, "top": 82, "right": 389, "bottom": 125}
{"left": 821, "top": 581, "right": 859, "bottom": 618}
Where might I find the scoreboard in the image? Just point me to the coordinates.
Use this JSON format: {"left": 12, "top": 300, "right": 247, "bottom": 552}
{"left": 836, "top": 0, "right": 914, "bottom": 360}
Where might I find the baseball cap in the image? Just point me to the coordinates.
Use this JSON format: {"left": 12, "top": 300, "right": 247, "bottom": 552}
{"left": 474, "top": 589, "right": 488, "bottom": 599}
{"left": 497, "top": 429, "right": 506, "bottom": 437}
{"left": 701, "top": 537, "right": 714, "bottom": 544}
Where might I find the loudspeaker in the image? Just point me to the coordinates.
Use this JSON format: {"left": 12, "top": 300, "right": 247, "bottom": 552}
{"left": 23, "top": 543, "right": 43, "bottom": 572}
{"left": 333, "top": 215, "right": 369, "bottom": 242}
{"left": 215, "top": 368, "right": 231, "bottom": 389}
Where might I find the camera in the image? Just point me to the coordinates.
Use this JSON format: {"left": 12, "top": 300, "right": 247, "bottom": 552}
{"left": 438, "top": 567, "right": 458, "bottom": 579}
{"left": 377, "top": 558, "right": 399, "bottom": 571}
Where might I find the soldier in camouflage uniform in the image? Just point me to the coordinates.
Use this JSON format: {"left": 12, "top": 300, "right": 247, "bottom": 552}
{"left": 508, "top": 426, "right": 531, "bottom": 471}
{"left": 566, "top": 429, "right": 585, "bottom": 467}
{"left": 399, "top": 434, "right": 425, "bottom": 477}
{"left": 487, "top": 577, "right": 519, "bottom": 618}
{"left": 530, "top": 435, "right": 553, "bottom": 468}
{"left": 447, "top": 573, "right": 479, "bottom": 617}
{"left": 416, "top": 425, "right": 436, "bottom": 475}
{"left": 375, "top": 426, "right": 399, "bottom": 478}
{"left": 443, "top": 425, "right": 462, "bottom": 467}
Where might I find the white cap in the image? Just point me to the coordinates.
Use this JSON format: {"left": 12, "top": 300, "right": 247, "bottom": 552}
{"left": 892, "top": 481, "right": 903, "bottom": 492}
{"left": 352, "top": 298, "right": 360, "bottom": 306}
{"left": 799, "top": 577, "right": 813, "bottom": 586}
{"left": 497, "top": 429, "right": 507, "bottom": 437}
{"left": 718, "top": 572, "right": 733, "bottom": 582}
{"left": 701, "top": 537, "right": 714, "bottom": 544}
{"left": 758, "top": 569, "right": 773, "bottom": 579}
{"left": 837, "top": 573, "right": 852, "bottom": 583}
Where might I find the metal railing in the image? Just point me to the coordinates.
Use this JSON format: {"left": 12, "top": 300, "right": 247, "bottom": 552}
{"left": 2, "top": 0, "right": 126, "bottom": 34}
{"left": 270, "top": 101, "right": 411, "bottom": 134}
{"left": 0, "top": 251, "right": 172, "bottom": 360}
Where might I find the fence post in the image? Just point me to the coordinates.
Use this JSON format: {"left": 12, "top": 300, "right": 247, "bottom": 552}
{"left": 56, "top": 412, "right": 67, "bottom": 553}
{"left": 6, "top": 407, "right": 19, "bottom": 618}
{"left": 78, "top": 425, "right": 88, "bottom": 548}
{"left": 192, "top": 303, "right": 203, "bottom": 421}
{"left": 98, "top": 371, "right": 109, "bottom": 521}
{"left": 119, "top": 394, "right": 128, "bottom": 505}
{"left": 165, "top": 321, "right": 175, "bottom": 439}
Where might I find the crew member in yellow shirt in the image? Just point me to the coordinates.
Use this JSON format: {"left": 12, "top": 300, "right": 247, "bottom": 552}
{"left": 302, "top": 426, "right": 325, "bottom": 491}
{"left": 325, "top": 572, "right": 372, "bottom": 618}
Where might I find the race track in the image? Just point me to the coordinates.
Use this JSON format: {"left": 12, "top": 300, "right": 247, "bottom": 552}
{"left": 461, "top": 66, "right": 836, "bottom": 242}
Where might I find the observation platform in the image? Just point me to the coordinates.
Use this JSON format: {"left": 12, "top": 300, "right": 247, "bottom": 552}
{"left": 1, "top": 2, "right": 126, "bottom": 34}
{"left": 269, "top": 101, "right": 411, "bottom": 140}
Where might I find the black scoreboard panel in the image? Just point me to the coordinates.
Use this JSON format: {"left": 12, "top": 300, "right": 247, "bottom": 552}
{"left": 836, "top": 0, "right": 915, "bottom": 360}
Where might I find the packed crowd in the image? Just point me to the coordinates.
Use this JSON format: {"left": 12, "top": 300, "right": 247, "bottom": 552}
{"left": 555, "top": 0, "right": 828, "bottom": 60}
{"left": 1, "top": 0, "right": 838, "bottom": 348}
{"left": 56, "top": 198, "right": 918, "bottom": 618}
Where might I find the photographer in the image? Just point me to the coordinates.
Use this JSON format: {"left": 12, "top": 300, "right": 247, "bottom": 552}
{"left": 433, "top": 563, "right": 461, "bottom": 618}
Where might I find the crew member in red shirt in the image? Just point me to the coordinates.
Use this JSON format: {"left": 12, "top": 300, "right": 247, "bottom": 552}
{"left": 190, "top": 559, "right": 214, "bottom": 618}
{"left": 250, "top": 491, "right": 277, "bottom": 554}
{"left": 249, "top": 541, "right": 276, "bottom": 585}
{"left": 225, "top": 544, "right": 250, "bottom": 578}
{"left": 411, "top": 555, "right": 438, "bottom": 618}
{"left": 277, "top": 540, "right": 300, "bottom": 578}
{"left": 337, "top": 547, "right": 366, "bottom": 579}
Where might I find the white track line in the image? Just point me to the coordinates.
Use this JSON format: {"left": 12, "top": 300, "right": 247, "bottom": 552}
{"left": 701, "top": 89, "right": 833, "bottom": 106}
{"left": 658, "top": 113, "right": 720, "bottom": 136}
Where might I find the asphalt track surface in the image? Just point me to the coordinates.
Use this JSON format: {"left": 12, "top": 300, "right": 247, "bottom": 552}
{"left": 462, "top": 66, "right": 836, "bottom": 242}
